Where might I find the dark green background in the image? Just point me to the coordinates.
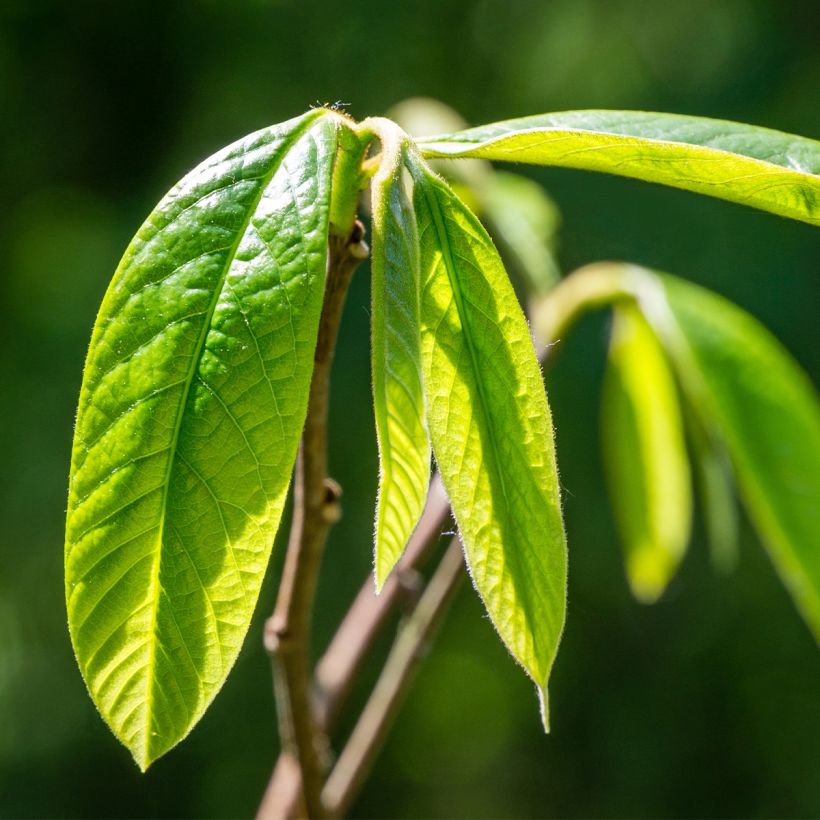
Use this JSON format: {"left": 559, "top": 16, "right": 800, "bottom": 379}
{"left": 1, "top": 0, "right": 818, "bottom": 816}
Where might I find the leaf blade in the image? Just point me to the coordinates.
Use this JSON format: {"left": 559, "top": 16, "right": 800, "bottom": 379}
{"left": 371, "top": 136, "right": 431, "bottom": 589}
{"left": 685, "top": 407, "right": 740, "bottom": 575}
{"left": 408, "top": 154, "right": 567, "bottom": 705}
{"left": 655, "top": 276, "right": 820, "bottom": 638}
{"left": 419, "top": 110, "right": 820, "bottom": 224}
{"left": 601, "top": 303, "right": 692, "bottom": 603}
{"left": 479, "top": 171, "right": 562, "bottom": 295}
{"left": 65, "top": 110, "right": 338, "bottom": 768}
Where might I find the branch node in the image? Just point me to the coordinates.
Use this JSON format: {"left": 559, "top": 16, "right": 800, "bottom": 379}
{"left": 321, "top": 478, "right": 343, "bottom": 524}
{"left": 346, "top": 219, "right": 368, "bottom": 257}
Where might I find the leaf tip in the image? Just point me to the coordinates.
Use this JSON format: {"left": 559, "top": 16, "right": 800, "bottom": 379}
{"left": 625, "top": 556, "right": 667, "bottom": 605}
{"left": 133, "top": 749, "right": 151, "bottom": 774}
{"left": 537, "top": 685, "right": 551, "bottom": 734}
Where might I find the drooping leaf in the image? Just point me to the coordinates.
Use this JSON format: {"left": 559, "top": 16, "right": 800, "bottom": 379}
{"left": 646, "top": 276, "right": 820, "bottom": 638}
{"left": 65, "top": 109, "right": 341, "bottom": 768}
{"left": 370, "top": 128, "right": 431, "bottom": 589}
{"left": 601, "top": 303, "right": 692, "bottom": 603}
{"left": 685, "top": 408, "right": 740, "bottom": 575}
{"left": 480, "top": 171, "right": 562, "bottom": 296}
{"left": 407, "top": 152, "right": 567, "bottom": 723}
{"left": 419, "top": 111, "right": 820, "bottom": 225}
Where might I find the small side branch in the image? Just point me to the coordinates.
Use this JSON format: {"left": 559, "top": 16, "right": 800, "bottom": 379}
{"left": 321, "top": 538, "right": 466, "bottom": 818}
{"left": 261, "top": 222, "right": 368, "bottom": 819}
{"left": 258, "top": 475, "right": 452, "bottom": 818}
{"left": 312, "top": 474, "right": 452, "bottom": 731}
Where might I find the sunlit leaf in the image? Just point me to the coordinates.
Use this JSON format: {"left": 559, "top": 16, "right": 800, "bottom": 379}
{"left": 419, "top": 111, "right": 820, "bottom": 224}
{"left": 370, "top": 129, "right": 431, "bottom": 589}
{"left": 407, "top": 153, "right": 566, "bottom": 724}
{"left": 65, "top": 109, "right": 340, "bottom": 768}
{"left": 602, "top": 303, "right": 692, "bottom": 603}
{"left": 648, "top": 276, "right": 820, "bottom": 638}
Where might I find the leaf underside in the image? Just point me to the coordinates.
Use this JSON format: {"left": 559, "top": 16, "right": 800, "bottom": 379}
{"left": 419, "top": 110, "right": 820, "bottom": 225}
{"left": 65, "top": 109, "right": 338, "bottom": 769}
{"left": 371, "top": 143, "right": 431, "bottom": 589}
{"left": 408, "top": 153, "right": 567, "bottom": 713}
{"left": 654, "top": 276, "right": 820, "bottom": 639}
{"left": 602, "top": 303, "right": 692, "bottom": 604}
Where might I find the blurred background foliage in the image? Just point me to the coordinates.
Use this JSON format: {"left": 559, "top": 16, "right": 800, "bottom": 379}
{"left": 1, "top": 0, "right": 819, "bottom": 816}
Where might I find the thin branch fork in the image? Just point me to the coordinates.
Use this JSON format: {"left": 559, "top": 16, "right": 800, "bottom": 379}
{"left": 258, "top": 255, "right": 587, "bottom": 819}
{"left": 257, "top": 475, "right": 454, "bottom": 819}
{"left": 322, "top": 537, "right": 466, "bottom": 818}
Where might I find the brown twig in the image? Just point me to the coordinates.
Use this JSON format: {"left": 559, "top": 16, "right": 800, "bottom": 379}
{"left": 259, "top": 221, "right": 368, "bottom": 819}
{"left": 321, "top": 537, "right": 466, "bottom": 817}
{"left": 312, "top": 474, "right": 451, "bottom": 731}
{"left": 258, "top": 475, "right": 453, "bottom": 818}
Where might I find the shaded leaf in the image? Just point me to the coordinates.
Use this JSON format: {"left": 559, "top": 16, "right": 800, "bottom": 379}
{"left": 649, "top": 276, "right": 820, "bottom": 638}
{"left": 419, "top": 110, "right": 820, "bottom": 224}
{"left": 408, "top": 153, "right": 566, "bottom": 723}
{"left": 602, "top": 304, "right": 692, "bottom": 603}
{"left": 685, "top": 408, "right": 740, "bottom": 575}
{"left": 480, "top": 171, "right": 562, "bottom": 295}
{"left": 65, "top": 110, "right": 340, "bottom": 768}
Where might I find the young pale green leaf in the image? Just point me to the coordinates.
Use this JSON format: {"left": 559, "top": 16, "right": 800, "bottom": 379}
{"left": 649, "top": 276, "right": 820, "bottom": 638}
{"left": 480, "top": 171, "right": 562, "bottom": 295}
{"left": 407, "top": 153, "right": 566, "bottom": 722}
{"left": 370, "top": 128, "right": 431, "bottom": 589}
{"left": 419, "top": 111, "right": 820, "bottom": 225}
{"left": 65, "top": 109, "right": 340, "bottom": 769}
{"left": 601, "top": 304, "right": 692, "bottom": 604}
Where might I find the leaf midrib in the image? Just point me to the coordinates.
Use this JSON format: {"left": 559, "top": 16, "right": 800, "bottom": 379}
{"left": 422, "top": 126, "right": 817, "bottom": 173}
{"left": 139, "top": 111, "right": 326, "bottom": 765}
{"left": 372, "top": 160, "right": 424, "bottom": 571}
{"left": 418, "top": 110, "right": 820, "bottom": 171}
{"left": 416, "top": 169, "right": 511, "bottom": 503}
{"left": 413, "top": 161, "right": 550, "bottom": 675}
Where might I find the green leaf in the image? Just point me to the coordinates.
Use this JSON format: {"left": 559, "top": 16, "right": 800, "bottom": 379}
{"left": 651, "top": 276, "right": 820, "bottom": 638}
{"left": 419, "top": 110, "right": 820, "bottom": 225}
{"left": 685, "top": 409, "right": 740, "bottom": 575}
{"left": 407, "top": 153, "right": 567, "bottom": 720}
{"left": 601, "top": 303, "right": 692, "bottom": 604}
{"left": 370, "top": 128, "right": 431, "bottom": 589}
{"left": 479, "top": 171, "right": 562, "bottom": 296}
{"left": 65, "top": 109, "right": 340, "bottom": 769}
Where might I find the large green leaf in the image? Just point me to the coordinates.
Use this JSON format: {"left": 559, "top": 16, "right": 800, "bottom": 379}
{"left": 649, "top": 276, "right": 820, "bottom": 638}
{"left": 419, "top": 111, "right": 820, "bottom": 225}
{"left": 407, "top": 153, "right": 566, "bottom": 723}
{"left": 65, "top": 109, "right": 340, "bottom": 768}
{"left": 370, "top": 127, "right": 431, "bottom": 589}
{"left": 601, "top": 303, "right": 692, "bottom": 603}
